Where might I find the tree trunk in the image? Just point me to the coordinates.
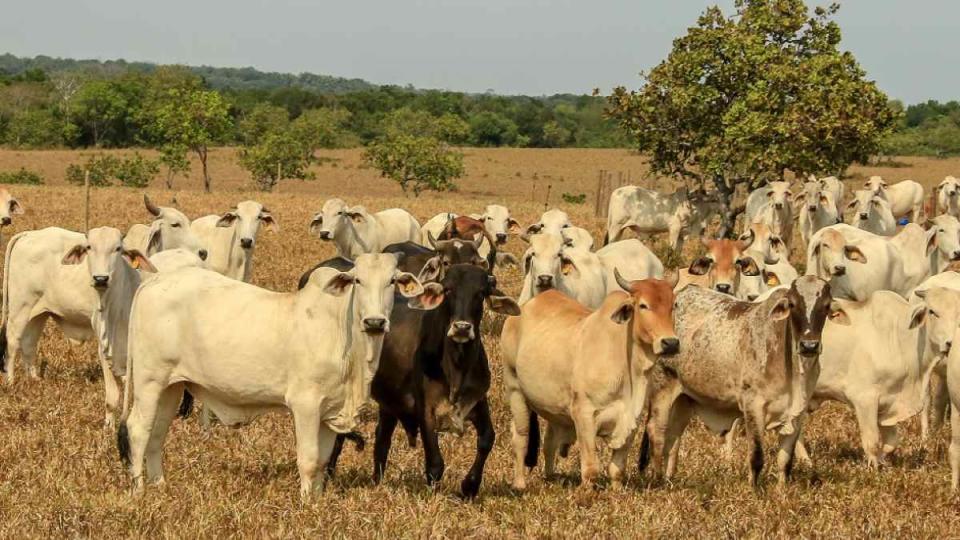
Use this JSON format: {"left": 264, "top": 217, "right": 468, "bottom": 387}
{"left": 711, "top": 174, "right": 743, "bottom": 239}
{"left": 198, "top": 146, "right": 210, "bottom": 193}
{"left": 165, "top": 169, "right": 174, "bottom": 190}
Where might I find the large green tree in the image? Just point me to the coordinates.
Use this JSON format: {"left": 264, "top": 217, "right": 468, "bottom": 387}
{"left": 607, "top": 0, "right": 896, "bottom": 234}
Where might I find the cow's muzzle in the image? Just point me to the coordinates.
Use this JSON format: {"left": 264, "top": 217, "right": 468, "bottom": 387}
{"left": 808, "top": 206, "right": 817, "bottom": 213}
{"left": 496, "top": 233, "right": 507, "bottom": 244}
{"left": 714, "top": 283, "right": 732, "bottom": 294}
{"left": 318, "top": 231, "right": 332, "bottom": 241}
{"left": 658, "top": 337, "right": 680, "bottom": 356}
{"left": 362, "top": 317, "right": 388, "bottom": 334}
{"left": 240, "top": 237, "right": 254, "bottom": 249}
{"left": 92, "top": 275, "right": 109, "bottom": 289}
{"left": 799, "top": 339, "right": 821, "bottom": 356}
{"left": 448, "top": 321, "right": 475, "bottom": 343}
{"left": 832, "top": 265, "right": 846, "bottom": 277}
{"left": 859, "top": 213, "right": 868, "bottom": 220}
{"left": 536, "top": 275, "right": 554, "bottom": 290}
{"left": 198, "top": 249, "right": 208, "bottom": 261}
{"left": 0, "top": 217, "right": 10, "bottom": 226}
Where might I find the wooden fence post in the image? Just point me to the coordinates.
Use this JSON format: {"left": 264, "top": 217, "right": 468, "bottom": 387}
{"left": 84, "top": 169, "right": 90, "bottom": 232}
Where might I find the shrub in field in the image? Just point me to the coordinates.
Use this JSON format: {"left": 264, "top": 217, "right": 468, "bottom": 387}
{"left": 239, "top": 132, "right": 315, "bottom": 191}
{"left": 561, "top": 192, "right": 586, "bottom": 204}
{"left": 364, "top": 134, "right": 464, "bottom": 196}
{"left": 0, "top": 167, "right": 43, "bottom": 185}
{"left": 65, "top": 153, "right": 159, "bottom": 187}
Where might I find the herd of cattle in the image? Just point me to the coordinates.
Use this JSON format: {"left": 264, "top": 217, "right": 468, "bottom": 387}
{"left": 3, "top": 173, "right": 960, "bottom": 499}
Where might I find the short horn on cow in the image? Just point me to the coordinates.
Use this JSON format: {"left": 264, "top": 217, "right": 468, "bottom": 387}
{"left": 426, "top": 230, "right": 439, "bottom": 249}
{"left": 614, "top": 268, "right": 633, "bottom": 292}
{"left": 144, "top": 194, "right": 161, "bottom": 217}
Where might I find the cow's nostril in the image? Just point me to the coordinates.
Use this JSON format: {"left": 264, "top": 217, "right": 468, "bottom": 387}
{"left": 496, "top": 233, "right": 507, "bottom": 244}
{"left": 363, "top": 318, "right": 387, "bottom": 333}
{"left": 660, "top": 337, "right": 680, "bottom": 354}
{"left": 946, "top": 340, "right": 953, "bottom": 352}
{"left": 93, "top": 275, "right": 109, "bottom": 288}
{"left": 859, "top": 213, "right": 868, "bottom": 220}
{"left": 799, "top": 340, "right": 821, "bottom": 354}
{"left": 198, "top": 249, "right": 208, "bottom": 261}
{"left": 240, "top": 238, "right": 254, "bottom": 249}
{"left": 537, "top": 275, "right": 553, "bottom": 288}
{"left": 833, "top": 266, "right": 846, "bottom": 276}
{"left": 715, "top": 283, "right": 731, "bottom": 294}
{"left": 454, "top": 321, "right": 472, "bottom": 331}
{"left": 0, "top": 217, "right": 10, "bottom": 226}
{"left": 319, "top": 231, "right": 331, "bottom": 240}
{"left": 747, "top": 294, "right": 758, "bottom": 301}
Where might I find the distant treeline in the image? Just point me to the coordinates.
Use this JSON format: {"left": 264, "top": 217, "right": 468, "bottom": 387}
{"left": 0, "top": 53, "right": 627, "bottom": 149}
{"left": 883, "top": 100, "right": 960, "bottom": 157}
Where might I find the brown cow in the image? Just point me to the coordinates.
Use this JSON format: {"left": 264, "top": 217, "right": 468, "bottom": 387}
{"left": 642, "top": 276, "right": 832, "bottom": 486}
{"left": 501, "top": 271, "right": 679, "bottom": 490}
{"left": 675, "top": 238, "right": 760, "bottom": 296}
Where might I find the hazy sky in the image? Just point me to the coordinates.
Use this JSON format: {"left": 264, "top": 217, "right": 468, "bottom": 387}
{"left": 2, "top": 0, "right": 956, "bottom": 103}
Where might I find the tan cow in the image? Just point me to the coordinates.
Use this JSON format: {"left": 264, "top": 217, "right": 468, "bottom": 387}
{"left": 501, "top": 271, "right": 679, "bottom": 490}
{"left": 675, "top": 238, "right": 755, "bottom": 296}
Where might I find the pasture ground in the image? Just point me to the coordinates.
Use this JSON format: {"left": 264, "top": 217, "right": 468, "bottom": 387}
{"left": 0, "top": 148, "right": 959, "bottom": 537}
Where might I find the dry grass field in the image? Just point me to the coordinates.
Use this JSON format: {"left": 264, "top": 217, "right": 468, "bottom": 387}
{"left": 0, "top": 147, "right": 959, "bottom": 538}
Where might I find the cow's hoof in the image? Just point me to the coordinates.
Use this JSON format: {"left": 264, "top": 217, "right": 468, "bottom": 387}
{"left": 460, "top": 477, "right": 481, "bottom": 499}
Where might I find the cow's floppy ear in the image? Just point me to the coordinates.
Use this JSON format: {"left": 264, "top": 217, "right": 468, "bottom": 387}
{"left": 792, "top": 191, "right": 804, "bottom": 203}
{"left": 122, "top": 249, "right": 158, "bottom": 272}
{"left": 309, "top": 213, "right": 323, "bottom": 235}
{"left": 217, "top": 212, "right": 239, "bottom": 227}
{"left": 769, "top": 297, "right": 791, "bottom": 321}
{"left": 146, "top": 226, "right": 162, "bottom": 254}
{"left": 909, "top": 304, "right": 927, "bottom": 329}
{"left": 688, "top": 257, "right": 712, "bottom": 276}
{"left": 828, "top": 301, "right": 851, "bottom": 325}
{"left": 61, "top": 244, "right": 89, "bottom": 265}
{"left": 846, "top": 199, "right": 858, "bottom": 210}
{"left": 507, "top": 218, "right": 521, "bottom": 234}
{"left": 926, "top": 228, "right": 939, "bottom": 256}
{"left": 737, "top": 257, "right": 760, "bottom": 277}
{"left": 525, "top": 223, "right": 543, "bottom": 236}
{"left": 394, "top": 272, "right": 424, "bottom": 298}
{"left": 322, "top": 272, "right": 355, "bottom": 296}
{"left": 408, "top": 282, "right": 444, "bottom": 310}
{"left": 844, "top": 245, "right": 868, "bottom": 263}
{"left": 487, "top": 293, "right": 521, "bottom": 316}
{"left": 914, "top": 288, "right": 928, "bottom": 299}
{"left": 417, "top": 257, "right": 442, "bottom": 283}
{"left": 560, "top": 255, "right": 578, "bottom": 276}
{"left": 9, "top": 199, "right": 23, "bottom": 215}
{"left": 260, "top": 213, "right": 279, "bottom": 232}
{"left": 346, "top": 206, "right": 366, "bottom": 222}
{"left": 610, "top": 301, "right": 634, "bottom": 325}
{"left": 738, "top": 229, "right": 754, "bottom": 247}
{"left": 763, "top": 270, "right": 781, "bottom": 287}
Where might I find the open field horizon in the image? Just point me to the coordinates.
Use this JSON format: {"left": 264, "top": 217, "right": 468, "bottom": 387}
{"left": 0, "top": 148, "right": 959, "bottom": 537}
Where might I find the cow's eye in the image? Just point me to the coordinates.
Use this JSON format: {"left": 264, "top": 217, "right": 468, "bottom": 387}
{"left": 171, "top": 223, "right": 182, "bottom": 228}
{"left": 638, "top": 303, "right": 649, "bottom": 310}
{"left": 389, "top": 278, "right": 396, "bottom": 285}
{"left": 354, "top": 278, "right": 362, "bottom": 285}
{"left": 115, "top": 246, "right": 122, "bottom": 252}
{"left": 562, "top": 224, "right": 571, "bottom": 229}
{"left": 442, "top": 260, "right": 451, "bottom": 267}
{"left": 929, "top": 309, "right": 939, "bottom": 318}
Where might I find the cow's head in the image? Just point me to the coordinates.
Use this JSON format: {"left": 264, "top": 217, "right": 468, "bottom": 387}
{"left": 62, "top": 226, "right": 156, "bottom": 291}
{"left": 0, "top": 188, "right": 24, "bottom": 226}
{"left": 560, "top": 226, "right": 594, "bottom": 252}
{"left": 143, "top": 195, "right": 207, "bottom": 261}
{"left": 847, "top": 189, "right": 891, "bottom": 224}
{"left": 926, "top": 215, "right": 960, "bottom": 264}
{"left": 912, "top": 287, "right": 960, "bottom": 358}
{"left": 420, "top": 231, "right": 487, "bottom": 282}
{"left": 320, "top": 253, "right": 428, "bottom": 335}
{"left": 765, "top": 182, "right": 793, "bottom": 211}
{"left": 739, "top": 222, "right": 788, "bottom": 261}
{"left": 409, "top": 264, "right": 520, "bottom": 343}
{"left": 481, "top": 204, "right": 519, "bottom": 245}
{"left": 216, "top": 200, "right": 278, "bottom": 250}
{"left": 311, "top": 198, "right": 365, "bottom": 241}
{"left": 938, "top": 176, "right": 960, "bottom": 207}
{"left": 794, "top": 181, "right": 831, "bottom": 215}
{"left": 864, "top": 175, "right": 888, "bottom": 196}
{"left": 783, "top": 276, "right": 833, "bottom": 358}
{"left": 612, "top": 270, "right": 680, "bottom": 355}
{"left": 810, "top": 228, "right": 867, "bottom": 283}
{"left": 688, "top": 238, "right": 750, "bottom": 296}
{"left": 523, "top": 209, "right": 571, "bottom": 239}
{"left": 522, "top": 233, "right": 575, "bottom": 295}
{"left": 735, "top": 251, "right": 784, "bottom": 302}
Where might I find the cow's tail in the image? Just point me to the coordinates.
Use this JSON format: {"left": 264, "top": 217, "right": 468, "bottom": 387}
{"left": 602, "top": 229, "right": 610, "bottom": 247}
{"left": 525, "top": 412, "right": 540, "bottom": 468}
{"left": 117, "top": 280, "right": 147, "bottom": 467}
{"left": 177, "top": 390, "right": 195, "bottom": 418}
{"left": 0, "top": 232, "right": 28, "bottom": 376}
{"left": 638, "top": 430, "right": 651, "bottom": 473}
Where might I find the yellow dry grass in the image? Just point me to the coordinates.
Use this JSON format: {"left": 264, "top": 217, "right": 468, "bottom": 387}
{"left": 0, "top": 148, "right": 958, "bottom": 538}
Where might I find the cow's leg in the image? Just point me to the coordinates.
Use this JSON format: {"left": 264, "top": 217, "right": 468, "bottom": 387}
{"left": 543, "top": 422, "right": 568, "bottom": 478}
{"left": 722, "top": 417, "right": 741, "bottom": 461}
{"left": 663, "top": 398, "right": 694, "bottom": 481}
{"left": 13, "top": 314, "right": 46, "bottom": 381}
{"left": 926, "top": 370, "right": 949, "bottom": 439}
{"left": 608, "top": 431, "right": 635, "bottom": 490}
{"left": 879, "top": 425, "right": 899, "bottom": 460}
{"left": 794, "top": 438, "right": 813, "bottom": 466}
{"left": 645, "top": 380, "right": 682, "bottom": 482}
{"left": 461, "top": 398, "right": 494, "bottom": 498}
{"left": 506, "top": 386, "right": 532, "bottom": 490}
{"left": 315, "top": 425, "right": 338, "bottom": 493}
{"left": 372, "top": 410, "right": 398, "bottom": 484}
{"left": 950, "top": 403, "right": 960, "bottom": 491}
{"left": 742, "top": 400, "right": 767, "bottom": 487}
{"left": 291, "top": 402, "right": 323, "bottom": 499}
{"left": 144, "top": 384, "right": 183, "bottom": 484}
{"left": 852, "top": 397, "right": 882, "bottom": 467}
{"left": 124, "top": 381, "right": 165, "bottom": 492}
{"left": 571, "top": 399, "right": 600, "bottom": 489}
{"left": 324, "top": 435, "right": 346, "bottom": 479}
{"left": 775, "top": 425, "right": 801, "bottom": 485}
{"left": 418, "top": 400, "right": 445, "bottom": 487}
{"left": 98, "top": 349, "right": 120, "bottom": 429}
